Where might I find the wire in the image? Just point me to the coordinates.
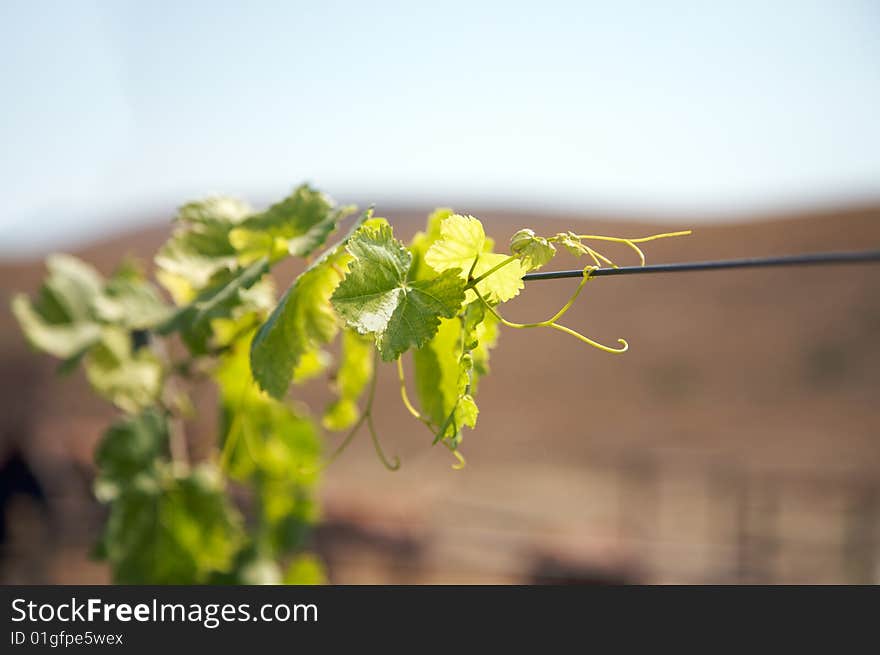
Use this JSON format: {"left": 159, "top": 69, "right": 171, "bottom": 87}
{"left": 522, "top": 250, "right": 880, "bottom": 281}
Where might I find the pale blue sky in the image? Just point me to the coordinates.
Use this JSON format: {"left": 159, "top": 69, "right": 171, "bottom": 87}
{"left": 1, "top": 0, "right": 879, "bottom": 255}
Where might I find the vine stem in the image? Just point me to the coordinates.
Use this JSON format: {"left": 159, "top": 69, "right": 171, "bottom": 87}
{"left": 464, "top": 255, "right": 518, "bottom": 290}
{"left": 152, "top": 335, "right": 190, "bottom": 472}
{"left": 397, "top": 358, "right": 434, "bottom": 428}
{"left": 316, "top": 348, "right": 400, "bottom": 471}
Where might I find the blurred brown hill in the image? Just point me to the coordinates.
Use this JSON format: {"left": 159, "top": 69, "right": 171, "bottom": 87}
{"left": 1, "top": 204, "right": 879, "bottom": 583}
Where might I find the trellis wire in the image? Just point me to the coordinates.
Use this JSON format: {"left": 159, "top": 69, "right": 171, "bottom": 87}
{"left": 522, "top": 250, "right": 880, "bottom": 282}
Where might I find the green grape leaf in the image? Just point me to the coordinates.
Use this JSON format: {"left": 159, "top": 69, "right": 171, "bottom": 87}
{"left": 84, "top": 327, "right": 163, "bottom": 413}
{"left": 155, "top": 197, "right": 252, "bottom": 303}
{"left": 260, "top": 479, "right": 319, "bottom": 553}
{"left": 510, "top": 228, "right": 556, "bottom": 272}
{"left": 249, "top": 252, "right": 347, "bottom": 398}
{"left": 229, "top": 184, "right": 355, "bottom": 264}
{"left": 291, "top": 348, "right": 332, "bottom": 385}
{"left": 409, "top": 207, "right": 455, "bottom": 280}
{"left": 160, "top": 257, "right": 270, "bottom": 354}
{"left": 424, "top": 213, "right": 524, "bottom": 303}
{"left": 93, "top": 259, "right": 172, "bottom": 330}
{"left": 11, "top": 254, "right": 104, "bottom": 360}
{"left": 423, "top": 213, "right": 486, "bottom": 272}
{"left": 323, "top": 329, "right": 373, "bottom": 430}
{"left": 468, "top": 252, "right": 525, "bottom": 304}
{"left": 12, "top": 294, "right": 101, "bottom": 361}
{"left": 413, "top": 315, "right": 480, "bottom": 445}
{"left": 331, "top": 223, "right": 466, "bottom": 361}
{"left": 555, "top": 231, "right": 591, "bottom": 257}
{"left": 94, "top": 409, "right": 168, "bottom": 502}
{"left": 413, "top": 317, "right": 462, "bottom": 430}
{"left": 249, "top": 211, "right": 377, "bottom": 397}
{"left": 217, "top": 333, "right": 321, "bottom": 482}
{"left": 101, "top": 465, "right": 245, "bottom": 584}
{"left": 41, "top": 253, "right": 105, "bottom": 318}
{"left": 217, "top": 334, "right": 321, "bottom": 553}
{"left": 466, "top": 301, "right": 499, "bottom": 386}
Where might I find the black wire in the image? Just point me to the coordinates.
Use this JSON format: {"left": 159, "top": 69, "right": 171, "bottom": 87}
{"left": 522, "top": 250, "right": 880, "bottom": 281}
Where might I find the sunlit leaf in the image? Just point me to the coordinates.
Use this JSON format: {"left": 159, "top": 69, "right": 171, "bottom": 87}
{"left": 332, "top": 222, "right": 466, "bottom": 361}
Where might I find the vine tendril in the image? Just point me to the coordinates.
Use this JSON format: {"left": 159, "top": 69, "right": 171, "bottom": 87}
{"left": 306, "top": 347, "right": 400, "bottom": 473}
{"left": 472, "top": 269, "right": 629, "bottom": 355}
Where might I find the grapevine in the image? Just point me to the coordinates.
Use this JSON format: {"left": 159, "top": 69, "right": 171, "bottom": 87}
{"left": 11, "top": 184, "right": 688, "bottom": 583}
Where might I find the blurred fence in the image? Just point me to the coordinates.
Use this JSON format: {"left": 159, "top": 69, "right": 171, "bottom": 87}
{"left": 1, "top": 444, "right": 878, "bottom": 584}
{"left": 320, "top": 449, "right": 880, "bottom": 584}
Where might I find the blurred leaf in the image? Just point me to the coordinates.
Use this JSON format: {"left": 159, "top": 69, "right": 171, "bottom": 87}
{"left": 229, "top": 184, "right": 355, "bottom": 264}
{"left": 93, "top": 259, "right": 172, "bottom": 329}
{"left": 292, "top": 348, "right": 332, "bottom": 385}
{"left": 101, "top": 465, "right": 244, "bottom": 584}
{"left": 160, "top": 257, "right": 270, "bottom": 354}
{"left": 216, "top": 334, "right": 321, "bottom": 554}
{"left": 11, "top": 254, "right": 104, "bottom": 360}
{"left": 217, "top": 332, "right": 321, "bottom": 482}
{"left": 94, "top": 408, "right": 168, "bottom": 502}
{"left": 155, "top": 197, "right": 252, "bottom": 303}
{"left": 84, "top": 327, "right": 163, "bottom": 413}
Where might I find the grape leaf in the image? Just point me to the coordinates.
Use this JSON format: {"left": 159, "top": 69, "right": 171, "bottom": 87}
{"left": 11, "top": 254, "right": 104, "bottom": 361}
{"left": 467, "top": 252, "right": 525, "bottom": 304}
{"left": 93, "top": 259, "right": 172, "bottom": 330}
{"left": 217, "top": 333, "right": 322, "bottom": 481}
{"left": 323, "top": 329, "right": 373, "bottom": 430}
{"left": 94, "top": 409, "right": 168, "bottom": 502}
{"left": 412, "top": 295, "right": 502, "bottom": 447}
{"left": 229, "top": 184, "right": 355, "bottom": 264}
{"left": 40, "top": 253, "right": 104, "bottom": 316}
{"left": 510, "top": 228, "right": 556, "bottom": 272}
{"left": 155, "top": 197, "right": 252, "bottom": 303}
{"left": 332, "top": 223, "right": 466, "bottom": 361}
{"left": 85, "top": 327, "right": 163, "bottom": 413}
{"left": 423, "top": 213, "right": 486, "bottom": 271}
{"left": 100, "top": 465, "right": 245, "bottom": 584}
{"left": 413, "top": 312, "right": 483, "bottom": 446}
{"left": 409, "top": 207, "right": 454, "bottom": 280}
{"left": 424, "top": 214, "right": 524, "bottom": 303}
{"left": 466, "top": 301, "right": 499, "bottom": 386}
{"left": 249, "top": 211, "right": 376, "bottom": 398}
{"left": 555, "top": 231, "right": 591, "bottom": 257}
{"left": 249, "top": 252, "right": 347, "bottom": 398}
{"left": 413, "top": 318, "right": 464, "bottom": 435}
{"left": 160, "top": 257, "right": 270, "bottom": 354}
{"left": 291, "top": 348, "right": 332, "bottom": 385}
{"left": 12, "top": 295, "right": 101, "bottom": 361}
{"left": 216, "top": 334, "right": 320, "bottom": 553}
